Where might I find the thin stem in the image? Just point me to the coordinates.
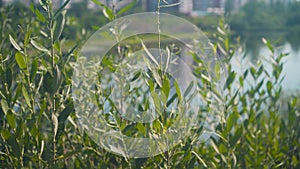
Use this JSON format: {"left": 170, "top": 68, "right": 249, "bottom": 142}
{"left": 157, "top": 0, "right": 163, "bottom": 72}
{"left": 46, "top": 2, "right": 56, "bottom": 165}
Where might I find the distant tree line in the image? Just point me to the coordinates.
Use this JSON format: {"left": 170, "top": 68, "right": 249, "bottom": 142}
{"left": 228, "top": 0, "right": 300, "bottom": 32}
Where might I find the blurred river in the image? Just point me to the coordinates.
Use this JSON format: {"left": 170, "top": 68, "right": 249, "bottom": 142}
{"left": 234, "top": 33, "right": 300, "bottom": 92}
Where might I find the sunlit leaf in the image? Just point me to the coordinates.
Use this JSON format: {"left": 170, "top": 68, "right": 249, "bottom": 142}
{"left": 103, "top": 7, "right": 114, "bottom": 21}
{"left": 30, "top": 39, "right": 48, "bottom": 53}
{"left": 52, "top": 113, "right": 58, "bottom": 140}
{"left": 141, "top": 40, "right": 159, "bottom": 67}
{"left": 9, "top": 35, "right": 21, "bottom": 51}
{"left": 0, "top": 99, "right": 9, "bottom": 115}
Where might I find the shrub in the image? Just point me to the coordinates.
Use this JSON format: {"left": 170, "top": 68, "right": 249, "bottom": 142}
{"left": 0, "top": 1, "right": 299, "bottom": 168}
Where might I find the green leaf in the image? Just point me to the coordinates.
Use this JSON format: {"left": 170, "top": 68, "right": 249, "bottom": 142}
{"left": 131, "top": 71, "right": 141, "bottom": 82}
{"left": 147, "top": 80, "right": 154, "bottom": 92}
{"left": 136, "top": 123, "right": 146, "bottom": 136}
{"left": 15, "top": 121, "right": 25, "bottom": 139}
{"left": 43, "top": 66, "right": 63, "bottom": 94}
{"left": 174, "top": 80, "right": 182, "bottom": 101}
{"left": 152, "top": 69, "right": 162, "bottom": 88}
{"left": 56, "top": 150, "right": 81, "bottom": 160}
{"left": 30, "top": 59, "right": 38, "bottom": 82}
{"left": 22, "top": 86, "right": 31, "bottom": 107}
{"left": 141, "top": 40, "right": 159, "bottom": 67}
{"left": 230, "top": 126, "right": 243, "bottom": 147}
{"left": 227, "top": 111, "right": 238, "bottom": 132}
{"left": 54, "top": 0, "right": 70, "bottom": 19}
{"left": 30, "top": 125, "right": 38, "bottom": 138}
{"left": 52, "top": 113, "right": 58, "bottom": 140}
{"left": 91, "top": 0, "right": 105, "bottom": 7}
{"left": 1, "top": 99, "right": 9, "bottom": 115}
{"left": 39, "top": 0, "right": 48, "bottom": 11}
{"left": 225, "top": 37, "right": 229, "bottom": 52}
{"left": 44, "top": 72, "right": 54, "bottom": 94}
{"left": 228, "top": 90, "right": 239, "bottom": 106}
{"left": 103, "top": 7, "right": 114, "bottom": 21}
{"left": 31, "top": 39, "right": 49, "bottom": 53}
{"left": 58, "top": 43, "right": 78, "bottom": 68}
{"left": 7, "top": 136, "right": 20, "bottom": 157}
{"left": 184, "top": 81, "right": 195, "bottom": 98}
{"left": 15, "top": 52, "right": 26, "bottom": 69}
{"left": 24, "top": 26, "right": 31, "bottom": 46}
{"left": 12, "top": 84, "right": 22, "bottom": 105}
{"left": 191, "top": 151, "right": 207, "bottom": 168}
{"left": 238, "top": 76, "right": 244, "bottom": 87}
{"left": 1, "top": 129, "right": 10, "bottom": 140}
{"left": 250, "top": 67, "right": 256, "bottom": 79}
{"left": 9, "top": 35, "right": 21, "bottom": 51}
{"left": 117, "top": 1, "right": 136, "bottom": 15}
{"left": 56, "top": 100, "right": 74, "bottom": 140}
{"left": 262, "top": 38, "right": 274, "bottom": 54}
{"left": 166, "top": 93, "right": 178, "bottom": 107}
{"left": 224, "top": 71, "right": 236, "bottom": 89}
{"left": 151, "top": 92, "right": 162, "bottom": 114}
{"left": 6, "top": 111, "right": 16, "bottom": 129}
{"left": 267, "top": 81, "right": 273, "bottom": 96}
{"left": 35, "top": 8, "right": 46, "bottom": 23}
{"left": 5, "top": 68, "right": 14, "bottom": 88}
{"left": 160, "top": 2, "right": 182, "bottom": 8}
{"left": 58, "top": 101, "right": 73, "bottom": 123}
{"left": 53, "top": 11, "right": 66, "bottom": 42}
{"left": 162, "top": 78, "right": 170, "bottom": 100}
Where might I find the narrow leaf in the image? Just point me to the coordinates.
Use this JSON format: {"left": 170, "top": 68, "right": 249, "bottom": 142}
{"left": 35, "top": 8, "right": 46, "bottom": 23}
{"left": 9, "top": 35, "right": 21, "bottom": 51}
{"left": 141, "top": 40, "right": 159, "bottom": 67}
{"left": 160, "top": 2, "right": 182, "bottom": 8}
{"left": 53, "top": 11, "right": 66, "bottom": 42}
{"left": 174, "top": 80, "right": 182, "bottom": 101}
{"left": 184, "top": 81, "right": 195, "bottom": 98}
{"left": 162, "top": 78, "right": 170, "bottom": 99}
{"left": 22, "top": 86, "right": 31, "bottom": 107}
{"left": 58, "top": 101, "right": 74, "bottom": 123}
{"left": 31, "top": 39, "right": 48, "bottom": 52}
{"left": 151, "top": 92, "right": 162, "bottom": 114}
{"left": 30, "top": 59, "right": 38, "bottom": 82}
{"left": 54, "top": 0, "right": 70, "bottom": 19}
{"left": 103, "top": 7, "right": 114, "bottom": 21}
{"left": 152, "top": 69, "right": 162, "bottom": 88}
{"left": 52, "top": 114, "right": 58, "bottom": 140}
{"left": 91, "top": 0, "right": 105, "bottom": 7}
{"left": 192, "top": 151, "right": 207, "bottom": 168}
{"left": 117, "top": 1, "right": 136, "bottom": 15}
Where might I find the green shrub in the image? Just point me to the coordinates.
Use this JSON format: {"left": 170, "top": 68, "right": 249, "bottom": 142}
{"left": 0, "top": 1, "right": 299, "bottom": 168}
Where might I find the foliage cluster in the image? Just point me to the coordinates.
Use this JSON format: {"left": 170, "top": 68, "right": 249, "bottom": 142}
{"left": 0, "top": 0, "right": 299, "bottom": 168}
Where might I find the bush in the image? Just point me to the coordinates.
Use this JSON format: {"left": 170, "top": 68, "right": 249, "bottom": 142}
{"left": 0, "top": 1, "right": 299, "bottom": 168}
